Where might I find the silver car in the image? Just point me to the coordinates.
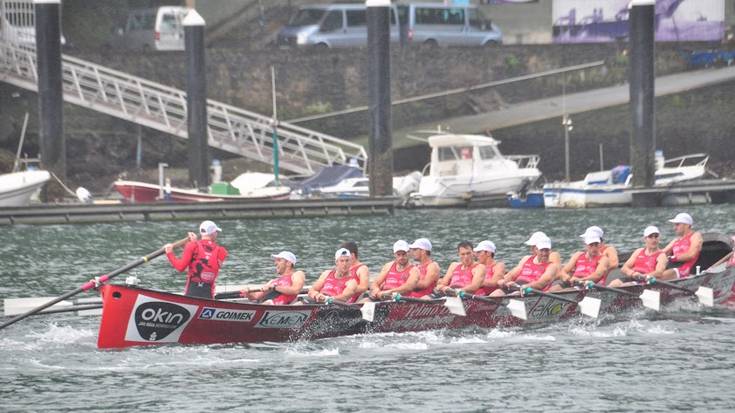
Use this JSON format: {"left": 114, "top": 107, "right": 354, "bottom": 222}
{"left": 401, "top": 3, "right": 502, "bottom": 47}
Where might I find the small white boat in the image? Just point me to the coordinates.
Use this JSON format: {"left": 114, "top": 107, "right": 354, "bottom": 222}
{"left": 543, "top": 153, "right": 709, "bottom": 208}
{"left": 311, "top": 172, "right": 422, "bottom": 199}
{"left": 0, "top": 170, "right": 51, "bottom": 207}
{"left": 409, "top": 133, "right": 541, "bottom": 207}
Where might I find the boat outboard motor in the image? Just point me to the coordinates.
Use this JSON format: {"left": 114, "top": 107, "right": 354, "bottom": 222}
{"left": 76, "top": 187, "right": 93, "bottom": 204}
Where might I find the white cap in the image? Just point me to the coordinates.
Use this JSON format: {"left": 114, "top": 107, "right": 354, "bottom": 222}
{"left": 535, "top": 236, "right": 552, "bottom": 250}
{"left": 334, "top": 247, "right": 351, "bottom": 260}
{"left": 393, "top": 240, "right": 410, "bottom": 253}
{"left": 524, "top": 231, "right": 547, "bottom": 246}
{"left": 199, "top": 220, "right": 222, "bottom": 235}
{"left": 409, "top": 238, "right": 432, "bottom": 251}
{"left": 473, "top": 240, "right": 497, "bottom": 254}
{"left": 643, "top": 225, "right": 660, "bottom": 237}
{"left": 271, "top": 251, "right": 297, "bottom": 264}
{"left": 580, "top": 226, "right": 604, "bottom": 239}
{"left": 669, "top": 212, "right": 693, "bottom": 226}
{"left": 583, "top": 234, "right": 601, "bottom": 245}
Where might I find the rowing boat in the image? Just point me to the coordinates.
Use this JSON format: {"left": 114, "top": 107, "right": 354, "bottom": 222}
{"left": 97, "top": 234, "right": 735, "bottom": 349}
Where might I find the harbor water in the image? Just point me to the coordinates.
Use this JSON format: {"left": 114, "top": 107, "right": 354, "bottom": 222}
{"left": 2, "top": 205, "right": 735, "bottom": 412}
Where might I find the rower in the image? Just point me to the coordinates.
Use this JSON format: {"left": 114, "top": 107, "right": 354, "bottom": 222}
{"left": 245, "top": 251, "right": 305, "bottom": 305}
{"left": 340, "top": 241, "right": 370, "bottom": 301}
{"left": 363, "top": 240, "right": 419, "bottom": 302}
{"left": 164, "top": 220, "right": 228, "bottom": 299}
{"left": 608, "top": 226, "right": 667, "bottom": 287}
{"left": 491, "top": 235, "right": 558, "bottom": 297}
{"left": 435, "top": 241, "right": 485, "bottom": 295}
{"left": 661, "top": 212, "right": 703, "bottom": 280}
{"left": 580, "top": 226, "right": 619, "bottom": 270}
{"left": 308, "top": 248, "right": 360, "bottom": 303}
{"left": 525, "top": 231, "right": 562, "bottom": 267}
{"left": 549, "top": 232, "right": 609, "bottom": 292}
{"left": 472, "top": 240, "right": 506, "bottom": 296}
{"left": 404, "top": 238, "right": 441, "bottom": 299}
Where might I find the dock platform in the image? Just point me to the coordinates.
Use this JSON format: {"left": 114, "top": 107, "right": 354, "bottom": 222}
{"left": 0, "top": 198, "right": 397, "bottom": 226}
{"left": 630, "top": 179, "right": 735, "bottom": 207}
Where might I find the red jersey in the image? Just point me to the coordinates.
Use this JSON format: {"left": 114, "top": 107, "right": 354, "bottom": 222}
{"left": 474, "top": 262, "right": 498, "bottom": 296}
{"left": 672, "top": 232, "right": 699, "bottom": 278}
{"left": 450, "top": 263, "right": 477, "bottom": 288}
{"left": 271, "top": 273, "right": 297, "bottom": 305}
{"left": 573, "top": 252, "right": 605, "bottom": 283}
{"left": 405, "top": 261, "right": 437, "bottom": 298}
{"left": 633, "top": 248, "right": 663, "bottom": 275}
{"left": 321, "top": 269, "right": 359, "bottom": 303}
{"left": 167, "top": 239, "right": 228, "bottom": 298}
{"left": 516, "top": 257, "right": 551, "bottom": 290}
{"left": 382, "top": 261, "right": 413, "bottom": 290}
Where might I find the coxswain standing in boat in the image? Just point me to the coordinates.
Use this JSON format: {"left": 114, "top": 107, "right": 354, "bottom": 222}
{"left": 549, "top": 233, "right": 609, "bottom": 292}
{"left": 490, "top": 235, "right": 559, "bottom": 297}
{"left": 405, "top": 238, "right": 440, "bottom": 299}
{"left": 308, "top": 248, "right": 360, "bottom": 303}
{"left": 164, "top": 220, "right": 228, "bottom": 299}
{"left": 580, "top": 226, "right": 619, "bottom": 270}
{"left": 661, "top": 212, "right": 703, "bottom": 280}
{"left": 608, "top": 226, "right": 667, "bottom": 287}
{"left": 340, "top": 241, "right": 370, "bottom": 302}
{"left": 435, "top": 241, "right": 485, "bottom": 295}
{"left": 245, "top": 251, "right": 305, "bottom": 305}
{"left": 472, "top": 240, "right": 506, "bottom": 296}
{"left": 363, "top": 240, "right": 419, "bottom": 302}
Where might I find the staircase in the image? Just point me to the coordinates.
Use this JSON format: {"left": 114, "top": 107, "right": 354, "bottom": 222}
{"left": 0, "top": 40, "right": 367, "bottom": 175}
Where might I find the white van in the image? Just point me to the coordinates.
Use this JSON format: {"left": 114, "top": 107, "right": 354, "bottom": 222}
{"left": 277, "top": 4, "right": 400, "bottom": 48}
{"left": 108, "top": 7, "right": 186, "bottom": 51}
{"left": 399, "top": 3, "right": 502, "bottom": 47}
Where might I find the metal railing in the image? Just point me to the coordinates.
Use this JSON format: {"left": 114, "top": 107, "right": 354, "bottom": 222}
{"left": 0, "top": 40, "right": 367, "bottom": 175}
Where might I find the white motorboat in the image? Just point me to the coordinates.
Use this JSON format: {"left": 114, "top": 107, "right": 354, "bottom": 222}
{"left": 311, "top": 171, "right": 422, "bottom": 199}
{"left": 0, "top": 170, "right": 51, "bottom": 207}
{"left": 408, "top": 133, "right": 541, "bottom": 207}
{"left": 543, "top": 153, "right": 709, "bottom": 208}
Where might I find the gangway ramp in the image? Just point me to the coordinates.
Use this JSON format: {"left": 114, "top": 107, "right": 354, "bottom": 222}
{"left": 0, "top": 41, "right": 366, "bottom": 175}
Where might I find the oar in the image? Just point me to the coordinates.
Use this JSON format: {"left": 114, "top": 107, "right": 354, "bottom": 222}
{"left": 456, "top": 291, "right": 527, "bottom": 321}
{"left": 578, "top": 281, "right": 661, "bottom": 311}
{"left": 516, "top": 286, "right": 601, "bottom": 318}
{"left": 392, "top": 293, "right": 466, "bottom": 316}
{"left": 34, "top": 303, "right": 103, "bottom": 316}
{"left": 641, "top": 276, "right": 714, "bottom": 307}
{"left": 215, "top": 287, "right": 311, "bottom": 300}
{"left": 0, "top": 237, "right": 188, "bottom": 331}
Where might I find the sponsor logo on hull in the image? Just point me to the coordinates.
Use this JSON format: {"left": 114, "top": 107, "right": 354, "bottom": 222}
{"left": 198, "top": 307, "right": 256, "bottom": 322}
{"left": 124, "top": 294, "right": 198, "bottom": 343}
{"left": 256, "top": 310, "right": 310, "bottom": 329}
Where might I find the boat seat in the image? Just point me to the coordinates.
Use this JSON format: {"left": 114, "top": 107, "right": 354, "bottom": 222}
{"left": 694, "top": 233, "right": 733, "bottom": 271}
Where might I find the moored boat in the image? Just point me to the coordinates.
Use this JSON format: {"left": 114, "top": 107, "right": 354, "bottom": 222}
{"left": 0, "top": 169, "right": 51, "bottom": 207}
{"left": 96, "top": 234, "right": 734, "bottom": 349}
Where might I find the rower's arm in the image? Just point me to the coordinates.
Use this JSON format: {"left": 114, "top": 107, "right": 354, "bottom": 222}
{"left": 437, "top": 263, "right": 457, "bottom": 288}
{"left": 461, "top": 264, "right": 486, "bottom": 293}
{"left": 484, "top": 263, "right": 506, "bottom": 288}
{"left": 526, "top": 263, "right": 558, "bottom": 290}
{"left": 662, "top": 240, "right": 676, "bottom": 255}
{"left": 621, "top": 249, "right": 642, "bottom": 276}
{"left": 371, "top": 263, "right": 392, "bottom": 294}
{"left": 605, "top": 246, "right": 619, "bottom": 268}
{"left": 560, "top": 252, "right": 581, "bottom": 280}
{"left": 332, "top": 279, "right": 359, "bottom": 302}
{"left": 674, "top": 232, "right": 703, "bottom": 262}
{"left": 504, "top": 257, "right": 529, "bottom": 282}
{"left": 166, "top": 242, "right": 196, "bottom": 272}
{"left": 650, "top": 253, "right": 668, "bottom": 277}
{"left": 390, "top": 269, "right": 419, "bottom": 294}
{"left": 273, "top": 271, "right": 306, "bottom": 296}
{"left": 583, "top": 256, "right": 609, "bottom": 283}
{"left": 356, "top": 265, "right": 370, "bottom": 295}
{"left": 308, "top": 270, "right": 330, "bottom": 299}
{"left": 415, "top": 262, "right": 439, "bottom": 289}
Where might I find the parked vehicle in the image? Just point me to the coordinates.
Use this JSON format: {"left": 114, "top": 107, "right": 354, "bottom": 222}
{"left": 276, "top": 3, "right": 399, "bottom": 48}
{"left": 398, "top": 2, "right": 502, "bottom": 47}
{"left": 107, "top": 7, "right": 186, "bottom": 52}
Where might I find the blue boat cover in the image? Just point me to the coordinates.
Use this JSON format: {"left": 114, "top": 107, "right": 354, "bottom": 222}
{"left": 293, "top": 165, "right": 363, "bottom": 193}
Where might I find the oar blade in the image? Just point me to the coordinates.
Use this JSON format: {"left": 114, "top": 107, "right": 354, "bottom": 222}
{"left": 695, "top": 286, "right": 714, "bottom": 307}
{"left": 639, "top": 289, "right": 661, "bottom": 311}
{"left": 444, "top": 296, "right": 466, "bottom": 316}
{"left": 578, "top": 296, "right": 601, "bottom": 318}
{"left": 506, "top": 299, "right": 527, "bottom": 321}
{"left": 360, "top": 301, "right": 376, "bottom": 322}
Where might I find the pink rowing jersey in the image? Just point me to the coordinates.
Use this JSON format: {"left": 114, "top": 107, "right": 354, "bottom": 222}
{"left": 474, "top": 263, "right": 497, "bottom": 296}
{"left": 405, "top": 261, "right": 437, "bottom": 298}
{"left": 450, "top": 263, "right": 477, "bottom": 288}
{"left": 270, "top": 273, "right": 297, "bottom": 305}
{"left": 573, "top": 252, "right": 605, "bottom": 283}
{"left": 633, "top": 249, "right": 663, "bottom": 275}
{"left": 321, "top": 269, "right": 359, "bottom": 303}
{"left": 516, "top": 257, "right": 551, "bottom": 289}
{"left": 672, "top": 232, "right": 699, "bottom": 278}
{"left": 382, "top": 261, "right": 413, "bottom": 290}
